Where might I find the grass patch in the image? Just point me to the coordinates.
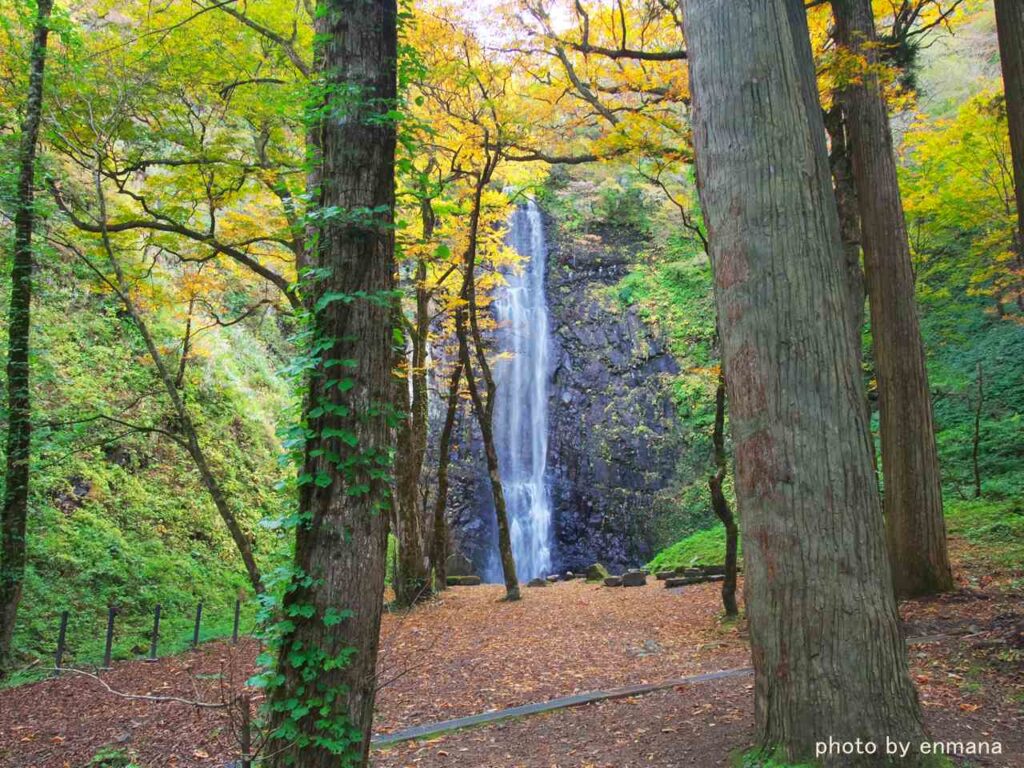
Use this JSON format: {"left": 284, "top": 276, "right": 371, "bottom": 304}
{"left": 731, "top": 748, "right": 816, "bottom": 768}
{"left": 944, "top": 497, "right": 1024, "bottom": 570}
{"left": 647, "top": 524, "right": 740, "bottom": 572}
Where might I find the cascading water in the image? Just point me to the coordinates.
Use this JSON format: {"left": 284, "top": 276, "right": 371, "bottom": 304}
{"left": 491, "top": 200, "right": 553, "bottom": 581}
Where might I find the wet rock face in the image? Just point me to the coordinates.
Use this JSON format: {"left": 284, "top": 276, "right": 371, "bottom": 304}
{"left": 544, "top": 221, "right": 684, "bottom": 573}
{"left": 443, "top": 409, "right": 498, "bottom": 579}
{"left": 443, "top": 216, "right": 685, "bottom": 578}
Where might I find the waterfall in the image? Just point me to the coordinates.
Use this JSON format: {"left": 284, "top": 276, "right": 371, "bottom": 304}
{"left": 492, "top": 200, "right": 553, "bottom": 581}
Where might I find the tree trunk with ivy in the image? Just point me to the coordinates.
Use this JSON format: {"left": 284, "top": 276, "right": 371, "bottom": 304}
{"left": 683, "top": 0, "right": 931, "bottom": 761}
{"left": 995, "top": 0, "right": 1024, "bottom": 311}
{"left": 832, "top": 0, "right": 953, "bottom": 599}
{"left": 266, "top": 0, "right": 397, "bottom": 764}
{"left": 0, "top": 0, "right": 53, "bottom": 675}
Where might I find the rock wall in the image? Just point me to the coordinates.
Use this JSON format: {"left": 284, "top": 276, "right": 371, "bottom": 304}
{"left": 545, "top": 221, "right": 684, "bottom": 572}
{"left": 443, "top": 214, "right": 686, "bottom": 576}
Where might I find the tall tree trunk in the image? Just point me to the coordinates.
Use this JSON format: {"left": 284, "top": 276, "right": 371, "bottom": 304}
{"left": 832, "top": 0, "right": 953, "bottom": 599}
{"left": 92, "top": 167, "right": 263, "bottom": 595}
{"left": 431, "top": 360, "right": 463, "bottom": 591}
{"left": 266, "top": 0, "right": 397, "bottom": 764}
{"left": 392, "top": 325, "right": 428, "bottom": 606}
{"left": 708, "top": 372, "right": 738, "bottom": 617}
{"left": 824, "top": 104, "right": 882, "bottom": 482}
{"left": 995, "top": 0, "right": 1024, "bottom": 311}
{"left": 823, "top": 103, "right": 866, "bottom": 343}
{"left": 393, "top": 228, "right": 433, "bottom": 606}
{"left": 0, "top": 0, "right": 53, "bottom": 674}
{"left": 682, "top": 0, "right": 931, "bottom": 762}
{"left": 456, "top": 158, "right": 520, "bottom": 601}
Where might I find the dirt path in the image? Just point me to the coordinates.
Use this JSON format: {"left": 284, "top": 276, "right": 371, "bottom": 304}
{"left": 0, "top": 579, "right": 1020, "bottom": 767}
{"left": 373, "top": 672, "right": 1024, "bottom": 768}
{"left": 0, "top": 580, "right": 747, "bottom": 767}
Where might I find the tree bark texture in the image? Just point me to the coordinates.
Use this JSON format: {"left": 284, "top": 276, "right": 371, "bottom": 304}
{"left": 823, "top": 102, "right": 866, "bottom": 342}
{"left": 267, "top": 0, "right": 397, "bottom": 764}
{"left": 995, "top": 0, "right": 1024, "bottom": 310}
{"left": 682, "top": 0, "right": 930, "bottom": 762}
{"left": 832, "top": 0, "right": 953, "bottom": 599}
{"left": 0, "top": 0, "right": 53, "bottom": 673}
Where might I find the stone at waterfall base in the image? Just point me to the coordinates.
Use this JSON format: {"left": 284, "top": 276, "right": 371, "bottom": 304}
{"left": 620, "top": 571, "right": 647, "bottom": 587}
{"left": 446, "top": 575, "right": 481, "bottom": 587}
{"left": 445, "top": 553, "right": 475, "bottom": 578}
{"left": 527, "top": 578, "right": 548, "bottom": 587}
{"left": 664, "top": 576, "right": 702, "bottom": 588}
{"left": 585, "top": 563, "right": 610, "bottom": 581}
{"left": 603, "top": 576, "right": 622, "bottom": 587}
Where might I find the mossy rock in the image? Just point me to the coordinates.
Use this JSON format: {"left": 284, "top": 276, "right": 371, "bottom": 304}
{"left": 446, "top": 575, "right": 481, "bottom": 587}
{"left": 585, "top": 562, "right": 610, "bottom": 581}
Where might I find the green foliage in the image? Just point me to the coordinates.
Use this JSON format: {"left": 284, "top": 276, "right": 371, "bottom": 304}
{"left": 901, "top": 88, "right": 1022, "bottom": 317}
{"left": 86, "top": 747, "right": 141, "bottom": 768}
{"left": 538, "top": 165, "right": 660, "bottom": 235}
{"left": 0, "top": 253, "right": 290, "bottom": 678}
{"left": 646, "top": 524, "right": 740, "bottom": 572}
{"left": 945, "top": 498, "right": 1024, "bottom": 570}
{"left": 732, "top": 748, "right": 816, "bottom": 768}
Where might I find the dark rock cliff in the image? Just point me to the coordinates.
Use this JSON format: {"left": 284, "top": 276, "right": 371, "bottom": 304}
{"left": 544, "top": 221, "right": 684, "bottom": 572}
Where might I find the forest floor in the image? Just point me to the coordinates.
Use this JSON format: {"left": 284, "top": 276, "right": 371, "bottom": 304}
{"left": 0, "top": 560, "right": 1021, "bottom": 768}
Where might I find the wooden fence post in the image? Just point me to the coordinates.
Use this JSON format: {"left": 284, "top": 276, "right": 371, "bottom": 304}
{"left": 191, "top": 601, "right": 203, "bottom": 650}
{"left": 147, "top": 604, "right": 161, "bottom": 662}
{"left": 53, "top": 610, "right": 69, "bottom": 675}
{"left": 101, "top": 606, "right": 117, "bottom": 670}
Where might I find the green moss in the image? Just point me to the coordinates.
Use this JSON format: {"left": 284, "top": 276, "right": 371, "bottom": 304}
{"left": 732, "top": 749, "right": 816, "bottom": 768}
{"left": 647, "top": 525, "right": 740, "bottom": 572}
{"left": 1, "top": 256, "right": 292, "bottom": 679}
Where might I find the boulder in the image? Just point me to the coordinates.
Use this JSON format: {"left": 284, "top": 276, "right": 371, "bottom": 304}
{"left": 446, "top": 575, "right": 481, "bottom": 587}
{"left": 527, "top": 577, "right": 547, "bottom": 587}
{"left": 546, "top": 574, "right": 560, "bottom": 583}
{"left": 621, "top": 571, "right": 647, "bottom": 587}
{"left": 585, "top": 562, "right": 610, "bottom": 581}
{"left": 604, "top": 576, "right": 623, "bottom": 587}
{"left": 699, "top": 565, "right": 727, "bottom": 576}
{"left": 665, "top": 576, "right": 702, "bottom": 588}
{"left": 655, "top": 570, "right": 676, "bottom": 581}
{"left": 445, "top": 552, "right": 475, "bottom": 577}
{"left": 682, "top": 567, "right": 703, "bottom": 578}
{"left": 707, "top": 574, "right": 726, "bottom": 582}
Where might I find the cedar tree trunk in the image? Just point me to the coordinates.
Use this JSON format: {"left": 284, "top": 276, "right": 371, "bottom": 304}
{"left": 832, "top": 0, "right": 953, "bottom": 598}
{"left": 267, "top": 0, "right": 397, "bottom": 764}
{"left": 682, "top": 0, "right": 932, "bottom": 761}
{"left": 995, "top": 0, "right": 1024, "bottom": 310}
